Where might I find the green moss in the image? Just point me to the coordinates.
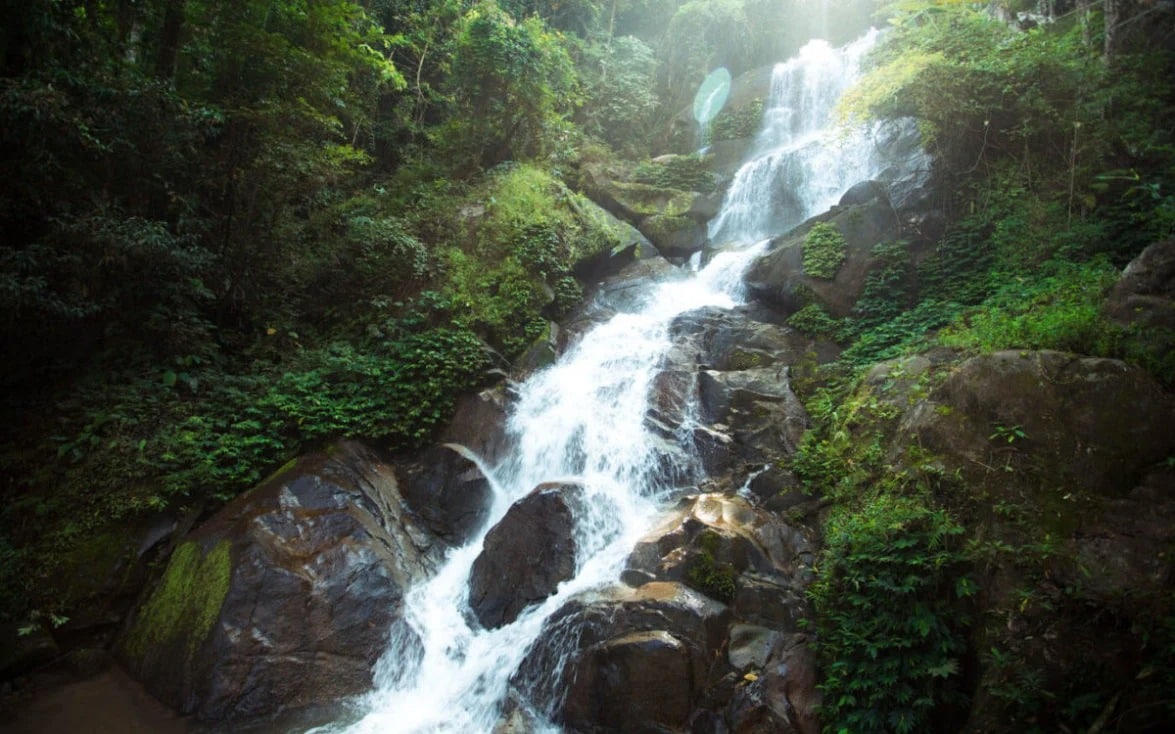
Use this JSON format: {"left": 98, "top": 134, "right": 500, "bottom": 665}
{"left": 630, "top": 154, "right": 717, "bottom": 193}
{"left": 611, "top": 181, "right": 695, "bottom": 218}
{"left": 711, "top": 98, "right": 764, "bottom": 142}
{"left": 125, "top": 540, "right": 232, "bottom": 662}
{"left": 686, "top": 530, "right": 737, "bottom": 603}
{"left": 726, "top": 350, "right": 765, "bottom": 371}
{"left": 802, "top": 222, "right": 847, "bottom": 279}
{"left": 641, "top": 214, "right": 695, "bottom": 243}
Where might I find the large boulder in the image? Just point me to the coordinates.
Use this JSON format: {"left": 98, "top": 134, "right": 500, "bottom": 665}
{"left": 467, "top": 483, "right": 584, "bottom": 629}
{"left": 650, "top": 307, "right": 811, "bottom": 487}
{"left": 857, "top": 352, "right": 1175, "bottom": 732}
{"left": 117, "top": 441, "right": 440, "bottom": 722}
{"left": 1103, "top": 238, "right": 1175, "bottom": 380}
{"left": 514, "top": 582, "right": 730, "bottom": 733}
{"left": 640, "top": 213, "right": 707, "bottom": 261}
{"left": 397, "top": 443, "right": 494, "bottom": 546}
{"left": 438, "top": 381, "right": 514, "bottom": 467}
{"left": 669, "top": 305, "right": 809, "bottom": 371}
{"left": 618, "top": 495, "right": 821, "bottom": 734}
{"left": 1104, "top": 237, "right": 1175, "bottom": 329}
{"left": 743, "top": 199, "right": 905, "bottom": 317}
{"left": 697, "top": 367, "right": 808, "bottom": 462}
{"left": 898, "top": 350, "right": 1175, "bottom": 500}
{"left": 624, "top": 494, "right": 816, "bottom": 620}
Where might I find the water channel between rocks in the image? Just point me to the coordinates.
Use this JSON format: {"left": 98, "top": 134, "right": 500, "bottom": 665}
{"left": 313, "top": 28, "right": 910, "bottom": 734}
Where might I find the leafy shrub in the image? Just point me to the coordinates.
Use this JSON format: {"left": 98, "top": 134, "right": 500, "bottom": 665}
{"left": 787, "top": 303, "right": 853, "bottom": 342}
{"left": 938, "top": 259, "right": 1121, "bottom": 356}
{"left": 711, "top": 98, "right": 764, "bottom": 142}
{"left": 803, "top": 222, "right": 847, "bottom": 279}
{"left": 631, "top": 154, "right": 716, "bottom": 193}
{"left": 810, "top": 496, "right": 973, "bottom": 734}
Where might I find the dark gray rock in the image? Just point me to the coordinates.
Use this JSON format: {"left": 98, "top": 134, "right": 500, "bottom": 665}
{"left": 439, "top": 382, "right": 514, "bottom": 467}
{"left": 468, "top": 483, "right": 584, "bottom": 629}
{"left": 744, "top": 199, "right": 907, "bottom": 317}
{"left": 117, "top": 441, "right": 439, "bottom": 722}
{"left": 515, "top": 582, "right": 730, "bottom": 733}
{"left": 1105, "top": 238, "right": 1175, "bottom": 329}
{"left": 398, "top": 443, "right": 494, "bottom": 546}
{"left": 838, "top": 180, "right": 890, "bottom": 207}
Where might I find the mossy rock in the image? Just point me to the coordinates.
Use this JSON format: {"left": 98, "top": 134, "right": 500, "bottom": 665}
{"left": 639, "top": 214, "right": 706, "bottom": 260}
{"left": 116, "top": 441, "right": 441, "bottom": 722}
{"left": 122, "top": 539, "right": 231, "bottom": 665}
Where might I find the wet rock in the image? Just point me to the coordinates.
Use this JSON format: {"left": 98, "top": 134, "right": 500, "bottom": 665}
{"left": 640, "top": 213, "right": 707, "bottom": 261}
{"left": 117, "top": 441, "right": 439, "bottom": 722}
{"left": 468, "top": 483, "right": 584, "bottom": 629}
{"left": 838, "top": 179, "right": 890, "bottom": 207}
{"left": 398, "top": 443, "right": 493, "bottom": 546}
{"left": 560, "top": 256, "right": 684, "bottom": 344}
{"left": 439, "top": 381, "right": 514, "bottom": 467}
{"left": 744, "top": 199, "right": 907, "bottom": 316}
{"left": 697, "top": 367, "right": 808, "bottom": 461}
{"left": 670, "top": 306, "right": 809, "bottom": 371}
{"left": 624, "top": 494, "right": 817, "bottom": 605}
{"left": 515, "top": 582, "right": 730, "bottom": 733}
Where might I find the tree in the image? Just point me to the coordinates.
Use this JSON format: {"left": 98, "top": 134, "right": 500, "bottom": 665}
{"left": 443, "top": 0, "right": 579, "bottom": 170}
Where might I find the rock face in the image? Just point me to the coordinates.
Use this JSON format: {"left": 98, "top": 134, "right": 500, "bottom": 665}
{"left": 398, "top": 444, "right": 493, "bottom": 546}
{"left": 744, "top": 198, "right": 906, "bottom": 317}
{"left": 1105, "top": 237, "right": 1175, "bottom": 329}
{"left": 899, "top": 350, "right": 1174, "bottom": 498}
{"left": 468, "top": 483, "right": 584, "bottom": 629}
{"left": 1104, "top": 238, "right": 1175, "bottom": 377}
{"left": 509, "top": 492, "right": 821, "bottom": 734}
{"left": 654, "top": 306, "right": 812, "bottom": 491}
{"left": 515, "top": 582, "right": 730, "bottom": 733}
{"left": 117, "top": 441, "right": 440, "bottom": 722}
{"left": 859, "top": 351, "right": 1175, "bottom": 732}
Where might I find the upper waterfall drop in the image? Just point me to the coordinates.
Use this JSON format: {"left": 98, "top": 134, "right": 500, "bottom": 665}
{"left": 708, "top": 28, "right": 891, "bottom": 245}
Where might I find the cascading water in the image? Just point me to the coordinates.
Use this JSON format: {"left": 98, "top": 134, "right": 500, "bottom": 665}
{"left": 317, "top": 29, "right": 910, "bottom": 734}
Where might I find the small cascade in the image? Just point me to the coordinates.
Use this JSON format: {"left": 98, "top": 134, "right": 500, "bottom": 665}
{"left": 318, "top": 30, "right": 912, "bottom": 734}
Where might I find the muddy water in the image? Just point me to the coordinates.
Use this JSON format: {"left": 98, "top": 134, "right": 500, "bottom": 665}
{"left": 1, "top": 667, "right": 190, "bottom": 734}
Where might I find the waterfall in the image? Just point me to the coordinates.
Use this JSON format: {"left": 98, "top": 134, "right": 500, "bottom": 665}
{"left": 708, "top": 28, "right": 916, "bottom": 245}
{"left": 316, "top": 30, "right": 900, "bottom": 734}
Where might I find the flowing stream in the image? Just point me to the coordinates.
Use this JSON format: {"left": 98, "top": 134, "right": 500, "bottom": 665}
{"left": 321, "top": 29, "right": 909, "bottom": 734}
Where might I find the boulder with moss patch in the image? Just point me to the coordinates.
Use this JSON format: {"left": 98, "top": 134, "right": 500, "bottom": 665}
{"left": 744, "top": 199, "right": 912, "bottom": 317}
{"left": 117, "top": 441, "right": 442, "bottom": 722}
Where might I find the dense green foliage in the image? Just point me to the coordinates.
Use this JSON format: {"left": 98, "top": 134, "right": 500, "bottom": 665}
{"left": 794, "top": 3, "right": 1175, "bottom": 733}
{"left": 0, "top": 0, "right": 745, "bottom": 621}
{"left": 802, "top": 222, "right": 848, "bottom": 279}
{"left": 812, "top": 497, "right": 972, "bottom": 734}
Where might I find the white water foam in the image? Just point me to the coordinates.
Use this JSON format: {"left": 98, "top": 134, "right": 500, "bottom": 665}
{"left": 317, "top": 29, "right": 904, "bottom": 734}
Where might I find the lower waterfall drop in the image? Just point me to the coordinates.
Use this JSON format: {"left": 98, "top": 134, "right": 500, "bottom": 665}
{"left": 320, "top": 28, "right": 917, "bottom": 734}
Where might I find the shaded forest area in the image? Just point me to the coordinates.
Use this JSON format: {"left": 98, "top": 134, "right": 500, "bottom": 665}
{"left": 0, "top": 0, "right": 874, "bottom": 620}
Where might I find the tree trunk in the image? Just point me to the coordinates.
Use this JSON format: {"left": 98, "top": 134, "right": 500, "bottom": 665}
{"left": 155, "top": 0, "right": 186, "bottom": 82}
{"left": 1076, "top": 0, "right": 1094, "bottom": 50}
{"left": 1103, "top": 0, "right": 1137, "bottom": 61}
